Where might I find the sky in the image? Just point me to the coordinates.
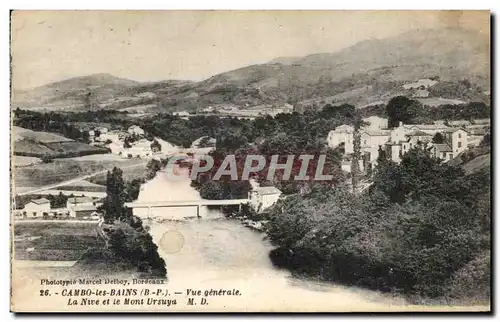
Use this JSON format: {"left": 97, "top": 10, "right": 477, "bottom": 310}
{"left": 11, "top": 10, "right": 490, "bottom": 90}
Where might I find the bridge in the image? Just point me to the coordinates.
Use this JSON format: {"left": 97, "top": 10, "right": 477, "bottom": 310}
{"left": 28, "top": 190, "right": 107, "bottom": 198}
{"left": 124, "top": 199, "right": 250, "bottom": 218}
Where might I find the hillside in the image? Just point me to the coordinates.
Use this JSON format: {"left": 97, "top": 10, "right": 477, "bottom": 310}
{"left": 12, "top": 126, "right": 109, "bottom": 158}
{"left": 12, "top": 27, "right": 490, "bottom": 112}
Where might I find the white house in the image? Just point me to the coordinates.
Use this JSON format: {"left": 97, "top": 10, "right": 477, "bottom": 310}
{"left": 430, "top": 144, "right": 454, "bottom": 162}
{"left": 23, "top": 198, "right": 51, "bottom": 218}
{"left": 360, "top": 130, "right": 391, "bottom": 163}
{"left": 128, "top": 125, "right": 145, "bottom": 136}
{"left": 403, "top": 78, "right": 438, "bottom": 90}
{"left": 70, "top": 205, "right": 99, "bottom": 219}
{"left": 327, "top": 124, "right": 354, "bottom": 153}
{"left": 413, "top": 89, "right": 430, "bottom": 98}
{"left": 96, "top": 126, "right": 108, "bottom": 134}
{"left": 442, "top": 128, "right": 468, "bottom": 155}
{"left": 99, "top": 132, "right": 121, "bottom": 143}
{"left": 249, "top": 186, "right": 282, "bottom": 212}
{"left": 248, "top": 180, "right": 282, "bottom": 212}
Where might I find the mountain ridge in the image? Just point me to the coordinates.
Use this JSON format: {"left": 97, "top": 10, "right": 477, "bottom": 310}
{"left": 12, "top": 27, "right": 490, "bottom": 112}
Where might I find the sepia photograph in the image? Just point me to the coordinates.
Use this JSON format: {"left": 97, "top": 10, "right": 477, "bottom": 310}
{"left": 9, "top": 10, "right": 491, "bottom": 312}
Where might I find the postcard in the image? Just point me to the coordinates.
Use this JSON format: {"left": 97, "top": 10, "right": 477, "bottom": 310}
{"left": 10, "top": 10, "right": 491, "bottom": 312}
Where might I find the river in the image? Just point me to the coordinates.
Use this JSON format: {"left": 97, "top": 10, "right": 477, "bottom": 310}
{"left": 132, "top": 168, "right": 416, "bottom": 312}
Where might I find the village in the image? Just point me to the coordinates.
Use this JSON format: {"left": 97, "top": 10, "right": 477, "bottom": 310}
{"left": 328, "top": 115, "right": 490, "bottom": 173}
{"left": 13, "top": 112, "right": 490, "bottom": 223}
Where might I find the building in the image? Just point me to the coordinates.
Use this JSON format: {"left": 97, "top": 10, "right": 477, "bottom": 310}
{"left": 70, "top": 205, "right": 99, "bottom": 219}
{"left": 360, "top": 129, "right": 391, "bottom": 164}
{"left": 98, "top": 131, "right": 122, "bottom": 143}
{"left": 467, "top": 126, "right": 490, "bottom": 147}
{"left": 329, "top": 119, "right": 474, "bottom": 170}
{"left": 430, "top": 144, "right": 454, "bottom": 162}
{"left": 67, "top": 196, "right": 96, "bottom": 209}
{"left": 128, "top": 125, "right": 145, "bottom": 136}
{"left": 402, "top": 78, "right": 438, "bottom": 90}
{"left": 23, "top": 198, "right": 51, "bottom": 218}
{"left": 249, "top": 186, "right": 282, "bottom": 212}
{"left": 327, "top": 125, "right": 354, "bottom": 153}
{"left": 413, "top": 89, "right": 430, "bottom": 98}
{"left": 96, "top": 126, "right": 108, "bottom": 134}
{"left": 248, "top": 180, "right": 282, "bottom": 212}
{"left": 449, "top": 120, "right": 472, "bottom": 127}
{"left": 442, "top": 128, "right": 468, "bottom": 155}
{"left": 362, "top": 116, "right": 388, "bottom": 130}
{"left": 473, "top": 119, "right": 491, "bottom": 125}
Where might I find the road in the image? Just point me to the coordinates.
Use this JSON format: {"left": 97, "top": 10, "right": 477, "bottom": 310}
{"left": 15, "top": 162, "right": 148, "bottom": 196}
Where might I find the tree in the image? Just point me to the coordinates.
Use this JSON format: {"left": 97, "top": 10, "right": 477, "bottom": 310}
{"left": 150, "top": 139, "right": 161, "bottom": 152}
{"left": 108, "top": 228, "right": 128, "bottom": 257}
{"left": 432, "top": 132, "right": 445, "bottom": 144}
{"left": 41, "top": 153, "right": 53, "bottom": 163}
{"left": 123, "top": 137, "right": 132, "bottom": 149}
{"left": 351, "top": 112, "right": 363, "bottom": 192}
{"left": 50, "top": 192, "right": 68, "bottom": 208}
{"left": 103, "top": 167, "right": 128, "bottom": 222}
{"left": 386, "top": 96, "right": 423, "bottom": 128}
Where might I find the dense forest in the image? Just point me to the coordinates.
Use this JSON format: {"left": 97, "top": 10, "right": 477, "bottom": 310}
{"left": 265, "top": 144, "right": 490, "bottom": 302}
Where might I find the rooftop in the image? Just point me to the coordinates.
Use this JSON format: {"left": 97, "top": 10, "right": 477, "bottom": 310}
{"left": 363, "top": 130, "right": 391, "bottom": 136}
{"left": 333, "top": 124, "right": 354, "bottom": 133}
{"left": 30, "top": 198, "right": 50, "bottom": 205}
{"left": 72, "top": 205, "right": 98, "bottom": 212}
{"left": 433, "top": 144, "right": 453, "bottom": 153}
{"left": 68, "top": 196, "right": 95, "bottom": 204}
{"left": 442, "top": 127, "right": 468, "bottom": 134}
{"left": 254, "top": 186, "right": 282, "bottom": 195}
{"left": 407, "top": 130, "right": 432, "bottom": 137}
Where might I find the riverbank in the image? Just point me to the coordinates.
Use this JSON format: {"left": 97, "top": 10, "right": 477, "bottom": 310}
{"left": 127, "top": 168, "right": 491, "bottom": 312}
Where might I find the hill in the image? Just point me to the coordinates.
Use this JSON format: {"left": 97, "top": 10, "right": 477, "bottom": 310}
{"left": 149, "top": 27, "right": 490, "bottom": 111}
{"left": 12, "top": 73, "right": 141, "bottom": 110}
{"left": 13, "top": 27, "right": 490, "bottom": 112}
{"left": 12, "top": 126, "right": 109, "bottom": 158}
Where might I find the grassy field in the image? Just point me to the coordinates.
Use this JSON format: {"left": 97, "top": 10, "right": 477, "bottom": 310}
{"left": 89, "top": 163, "right": 149, "bottom": 185}
{"left": 58, "top": 180, "right": 106, "bottom": 192}
{"left": 13, "top": 155, "right": 147, "bottom": 188}
{"left": 13, "top": 156, "right": 42, "bottom": 167}
{"left": 13, "top": 221, "right": 105, "bottom": 261}
{"left": 13, "top": 126, "right": 73, "bottom": 143}
{"left": 13, "top": 126, "right": 109, "bottom": 158}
